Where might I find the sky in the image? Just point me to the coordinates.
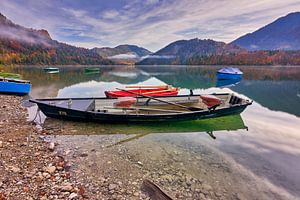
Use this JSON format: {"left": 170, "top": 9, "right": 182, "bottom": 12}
{"left": 1, "top": 0, "right": 300, "bottom": 52}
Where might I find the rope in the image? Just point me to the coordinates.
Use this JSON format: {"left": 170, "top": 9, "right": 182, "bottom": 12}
{"left": 32, "top": 107, "right": 43, "bottom": 126}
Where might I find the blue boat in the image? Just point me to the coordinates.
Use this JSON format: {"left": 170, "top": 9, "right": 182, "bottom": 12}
{"left": 217, "top": 67, "right": 243, "bottom": 80}
{"left": 0, "top": 77, "right": 31, "bottom": 96}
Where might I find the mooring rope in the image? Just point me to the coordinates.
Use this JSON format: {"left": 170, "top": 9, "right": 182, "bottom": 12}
{"left": 32, "top": 107, "right": 43, "bottom": 125}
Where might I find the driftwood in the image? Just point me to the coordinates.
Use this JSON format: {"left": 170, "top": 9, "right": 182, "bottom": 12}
{"left": 141, "top": 179, "right": 173, "bottom": 200}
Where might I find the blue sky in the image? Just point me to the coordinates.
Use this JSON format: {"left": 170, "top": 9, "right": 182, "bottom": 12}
{"left": 1, "top": 0, "right": 300, "bottom": 51}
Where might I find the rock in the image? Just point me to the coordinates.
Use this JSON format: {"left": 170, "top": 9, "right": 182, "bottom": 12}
{"left": 108, "top": 183, "right": 117, "bottom": 190}
{"left": 48, "top": 142, "right": 55, "bottom": 151}
{"left": 202, "top": 183, "right": 213, "bottom": 192}
{"left": 61, "top": 182, "right": 73, "bottom": 192}
{"left": 133, "top": 192, "right": 139, "bottom": 196}
{"left": 199, "top": 193, "right": 206, "bottom": 199}
{"left": 137, "top": 161, "right": 143, "bottom": 166}
{"left": 140, "top": 193, "right": 147, "bottom": 199}
{"left": 132, "top": 181, "right": 138, "bottom": 185}
{"left": 80, "top": 153, "right": 88, "bottom": 157}
{"left": 69, "top": 192, "right": 78, "bottom": 199}
{"left": 215, "top": 192, "right": 222, "bottom": 197}
{"left": 236, "top": 193, "right": 247, "bottom": 200}
{"left": 11, "top": 166, "right": 21, "bottom": 173}
{"left": 46, "top": 166, "right": 56, "bottom": 174}
{"left": 0, "top": 141, "right": 3, "bottom": 148}
{"left": 40, "top": 196, "right": 48, "bottom": 200}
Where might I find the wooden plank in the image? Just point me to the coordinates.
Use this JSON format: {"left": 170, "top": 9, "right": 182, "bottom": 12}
{"left": 104, "top": 106, "right": 186, "bottom": 113}
{"left": 141, "top": 179, "right": 173, "bottom": 200}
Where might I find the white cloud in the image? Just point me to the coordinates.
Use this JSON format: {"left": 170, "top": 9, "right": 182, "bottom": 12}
{"left": 108, "top": 53, "right": 138, "bottom": 59}
{"left": 102, "top": 10, "right": 120, "bottom": 19}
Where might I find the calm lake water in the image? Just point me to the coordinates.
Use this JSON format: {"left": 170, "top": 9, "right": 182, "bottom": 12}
{"left": 4, "top": 65, "right": 300, "bottom": 199}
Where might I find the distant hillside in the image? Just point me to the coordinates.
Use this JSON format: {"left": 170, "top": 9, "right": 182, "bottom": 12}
{"left": 92, "top": 45, "right": 151, "bottom": 64}
{"left": 0, "top": 13, "right": 113, "bottom": 65}
{"left": 138, "top": 38, "right": 246, "bottom": 65}
{"left": 185, "top": 50, "right": 300, "bottom": 65}
{"left": 232, "top": 12, "right": 300, "bottom": 51}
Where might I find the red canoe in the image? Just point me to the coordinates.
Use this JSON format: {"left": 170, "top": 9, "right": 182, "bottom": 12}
{"left": 105, "top": 85, "right": 179, "bottom": 98}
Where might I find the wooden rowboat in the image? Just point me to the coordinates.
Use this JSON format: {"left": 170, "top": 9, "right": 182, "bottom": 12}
{"left": 30, "top": 93, "right": 252, "bottom": 123}
{"left": 105, "top": 85, "right": 179, "bottom": 98}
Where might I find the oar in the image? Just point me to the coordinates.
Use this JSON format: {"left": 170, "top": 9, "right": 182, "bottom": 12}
{"left": 125, "top": 85, "right": 169, "bottom": 89}
{"left": 142, "top": 88, "right": 177, "bottom": 95}
{"left": 116, "top": 88, "right": 203, "bottom": 111}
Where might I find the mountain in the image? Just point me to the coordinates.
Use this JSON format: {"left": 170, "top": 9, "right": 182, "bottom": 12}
{"left": 138, "top": 38, "right": 246, "bottom": 65}
{"left": 92, "top": 45, "right": 152, "bottom": 64}
{"left": 0, "top": 13, "right": 113, "bottom": 65}
{"left": 232, "top": 12, "right": 300, "bottom": 51}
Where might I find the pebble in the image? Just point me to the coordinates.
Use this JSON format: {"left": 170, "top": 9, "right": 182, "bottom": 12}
{"left": 69, "top": 192, "right": 78, "bottom": 199}
{"left": 48, "top": 142, "right": 55, "bottom": 151}
{"left": 46, "top": 166, "right": 56, "bottom": 174}
{"left": 132, "top": 181, "right": 138, "bottom": 185}
{"left": 133, "top": 192, "right": 139, "bottom": 196}
{"left": 200, "top": 193, "right": 206, "bottom": 199}
{"left": 61, "top": 182, "right": 73, "bottom": 192}
{"left": 137, "top": 161, "right": 143, "bottom": 166}
{"left": 108, "top": 183, "right": 117, "bottom": 190}
{"left": 11, "top": 166, "right": 21, "bottom": 173}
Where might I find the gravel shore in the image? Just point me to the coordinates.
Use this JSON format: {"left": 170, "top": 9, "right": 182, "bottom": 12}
{"left": 0, "top": 95, "right": 86, "bottom": 200}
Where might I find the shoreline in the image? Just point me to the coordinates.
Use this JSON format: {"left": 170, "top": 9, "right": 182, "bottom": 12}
{"left": 0, "top": 95, "right": 86, "bottom": 200}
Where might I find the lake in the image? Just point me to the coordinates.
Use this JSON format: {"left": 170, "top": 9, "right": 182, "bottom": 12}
{"left": 5, "top": 65, "right": 300, "bottom": 199}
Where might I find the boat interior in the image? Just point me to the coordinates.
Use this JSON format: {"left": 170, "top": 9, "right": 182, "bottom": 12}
{"left": 37, "top": 93, "right": 249, "bottom": 115}
{"left": 0, "top": 76, "right": 30, "bottom": 84}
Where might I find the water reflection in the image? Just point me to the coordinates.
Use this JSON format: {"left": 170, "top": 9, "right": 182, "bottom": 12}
{"left": 216, "top": 77, "right": 242, "bottom": 88}
{"left": 41, "top": 114, "right": 247, "bottom": 140}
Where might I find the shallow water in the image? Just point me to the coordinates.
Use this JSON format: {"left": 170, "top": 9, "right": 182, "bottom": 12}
{"left": 4, "top": 65, "right": 300, "bottom": 199}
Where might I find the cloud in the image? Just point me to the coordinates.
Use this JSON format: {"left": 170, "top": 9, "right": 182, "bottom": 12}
{"left": 0, "top": 24, "right": 51, "bottom": 46}
{"left": 141, "top": 55, "right": 175, "bottom": 59}
{"left": 102, "top": 10, "right": 120, "bottom": 19}
{"left": 108, "top": 53, "right": 138, "bottom": 59}
{"left": 1, "top": 0, "right": 300, "bottom": 51}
